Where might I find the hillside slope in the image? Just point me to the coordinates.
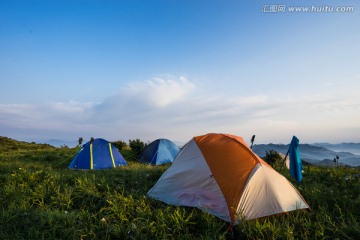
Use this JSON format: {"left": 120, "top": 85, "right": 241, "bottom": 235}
{"left": 0, "top": 136, "right": 55, "bottom": 153}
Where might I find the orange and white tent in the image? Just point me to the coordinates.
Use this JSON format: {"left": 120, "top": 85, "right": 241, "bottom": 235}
{"left": 147, "top": 133, "right": 309, "bottom": 223}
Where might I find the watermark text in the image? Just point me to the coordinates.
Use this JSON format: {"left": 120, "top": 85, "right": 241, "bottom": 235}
{"left": 262, "top": 5, "right": 355, "bottom": 13}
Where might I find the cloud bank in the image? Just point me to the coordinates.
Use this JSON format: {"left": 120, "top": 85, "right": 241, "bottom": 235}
{"left": 1, "top": 76, "right": 359, "bottom": 145}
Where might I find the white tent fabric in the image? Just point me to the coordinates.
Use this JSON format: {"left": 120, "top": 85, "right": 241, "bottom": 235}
{"left": 237, "top": 163, "right": 309, "bottom": 220}
{"left": 147, "top": 139, "right": 230, "bottom": 221}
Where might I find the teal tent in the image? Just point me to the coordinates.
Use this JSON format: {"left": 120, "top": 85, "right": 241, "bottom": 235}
{"left": 139, "top": 139, "right": 180, "bottom": 165}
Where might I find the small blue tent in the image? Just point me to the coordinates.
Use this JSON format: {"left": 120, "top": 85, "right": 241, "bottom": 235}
{"left": 139, "top": 139, "right": 180, "bottom": 165}
{"left": 69, "top": 138, "right": 127, "bottom": 170}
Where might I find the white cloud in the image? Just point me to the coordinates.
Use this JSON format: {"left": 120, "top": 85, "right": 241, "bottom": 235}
{"left": 0, "top": 101, "right": 94, "bottom": 132}
{"left": 1, "top": 76, "right": 360, "bottom": 144}
{"left": 48, "top": 101, "right": 93, "bottom": 113}
{"left": 124, "top": 76, "right": 195, "bottom": 107}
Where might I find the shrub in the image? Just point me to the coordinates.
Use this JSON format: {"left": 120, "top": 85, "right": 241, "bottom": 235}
{"left": 111, "top": 140, "right": 128, "bottom": 151}
{"left": 263, "top": 149, "right": 284, "bottom": 170}
{"left": 128, "top": 139, "right": 148, "bottom": 158}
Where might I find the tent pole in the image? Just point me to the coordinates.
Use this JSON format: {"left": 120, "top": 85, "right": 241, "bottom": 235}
{"left": 250, "top": 135, "right": 255, "bottom": 149}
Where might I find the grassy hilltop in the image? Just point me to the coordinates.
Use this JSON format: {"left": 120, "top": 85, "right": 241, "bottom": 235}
{"left": 0, "top": 136, "right": 359, "bottom": 239}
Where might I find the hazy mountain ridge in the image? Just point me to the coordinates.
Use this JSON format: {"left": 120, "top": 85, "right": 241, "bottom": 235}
{"left": 312, "top": 143, "right": 360, "bottom": 155}
{"left": 252, "top": 143, "right": 360, "bottom": 167}
{"left": 44, "top": 139, "right": 78, "bottom": 148}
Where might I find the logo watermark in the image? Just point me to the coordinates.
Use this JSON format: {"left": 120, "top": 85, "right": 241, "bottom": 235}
{"left": 262, "top": 5, "right": 355, "bottom": 13}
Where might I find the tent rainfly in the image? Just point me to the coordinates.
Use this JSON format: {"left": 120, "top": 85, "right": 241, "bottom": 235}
{"left": 69, "top": 138, "right": 127, "bottom": 170}
{"left": 287, "top": 136, "right": 303, "bottom": 183}
{"left": 147, "top": 133, "right": 309, "bottom": 224}
{"left": 139, "top": 138, "right": 180, "bottom": 165}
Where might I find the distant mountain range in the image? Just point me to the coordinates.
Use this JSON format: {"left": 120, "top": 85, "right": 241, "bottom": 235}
{"left": 252, "top": 143, "right": 360, "bottom": 167}
{"left": 42, "top": 139, "right": 78, "bottom": 148}
{"left": 312, "top": 143, "right": 360, "bottom": 155}
{"left": 41, "top": 138, "right": 360, "bottom": 167}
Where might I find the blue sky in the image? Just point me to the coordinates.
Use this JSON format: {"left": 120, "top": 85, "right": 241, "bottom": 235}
{"left": 1, "top": 0, "right": 359, "bottom": 145}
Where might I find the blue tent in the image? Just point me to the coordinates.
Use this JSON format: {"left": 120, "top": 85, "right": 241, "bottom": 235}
{"left": 287, "top": 136, "right": 303, "bottom": 183}
{"left": 139, "top": 139, "right": 180, "bottom": 165}
{"left": 69, "top": 138, "right": 127, "bottom": 170}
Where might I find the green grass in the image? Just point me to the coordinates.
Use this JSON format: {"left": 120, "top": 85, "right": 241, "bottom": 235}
{"left": 0, "top": 137, "right": 359, "bottom": 239}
